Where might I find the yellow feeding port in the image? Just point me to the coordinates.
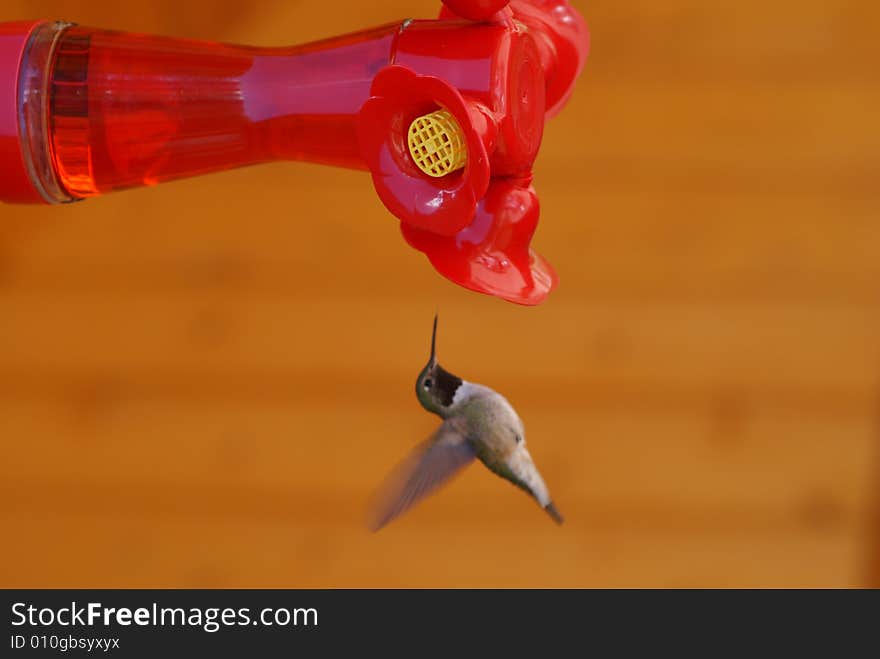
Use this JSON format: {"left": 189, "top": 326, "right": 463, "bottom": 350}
{"left": 407, "top": 110, "right": 467, "bottom": 177}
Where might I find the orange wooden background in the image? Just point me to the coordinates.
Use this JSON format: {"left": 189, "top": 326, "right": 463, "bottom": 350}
{"left": 1, "top": 1, "right": 878, "bottom": 587}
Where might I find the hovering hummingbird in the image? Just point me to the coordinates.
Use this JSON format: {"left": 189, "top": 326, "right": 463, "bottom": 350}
{"left": 369, "top": 315, "right": 563, "bottom": 531}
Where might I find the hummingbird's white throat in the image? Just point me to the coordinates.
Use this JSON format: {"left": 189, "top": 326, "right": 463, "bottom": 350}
{"left": 451, "top": 381, "right": 480, "bottom": 407}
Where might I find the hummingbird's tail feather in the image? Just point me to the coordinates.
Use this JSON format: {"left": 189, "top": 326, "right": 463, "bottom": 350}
{"left": 544, "top": 502, "right": 564, "bottom": 525}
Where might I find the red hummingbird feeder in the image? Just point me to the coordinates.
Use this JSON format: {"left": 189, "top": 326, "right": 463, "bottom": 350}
{"left": 0, "top": 0, "right": 588, "bottom": 304}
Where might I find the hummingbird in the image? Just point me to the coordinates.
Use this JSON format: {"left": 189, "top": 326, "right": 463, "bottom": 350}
{"left": 369, "top": 315, "right": 563, "bottom": 531}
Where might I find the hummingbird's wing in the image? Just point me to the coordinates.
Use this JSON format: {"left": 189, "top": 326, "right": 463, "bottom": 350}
{"left": 369, "top": 420, "right": 475, "bottom": 531}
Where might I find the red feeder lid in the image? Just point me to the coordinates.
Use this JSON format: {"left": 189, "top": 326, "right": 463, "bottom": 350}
{"left": 0, "top": 21, "right": 46, "bottom": 204}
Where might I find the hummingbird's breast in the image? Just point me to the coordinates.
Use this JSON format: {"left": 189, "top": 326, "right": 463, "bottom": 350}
{"left": 453, "top": 383, "right": 524, "bottom": 467}
{"left": 453, "top": 383, "right": 553, "bottom": 509}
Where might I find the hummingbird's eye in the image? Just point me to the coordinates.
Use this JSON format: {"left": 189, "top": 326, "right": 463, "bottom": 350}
{"left": 423, "top": 378, "right": 433, "bottom": 389}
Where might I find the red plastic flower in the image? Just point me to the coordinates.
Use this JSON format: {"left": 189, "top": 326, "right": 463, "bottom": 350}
{"left": 357, "top": 1, "right": 587, "bottom": 305}
{"left": 401, "top": 179, "right": 558, "bottom": 306}
{"left": 357, "top": 65, "right": 492, "bottom": 237}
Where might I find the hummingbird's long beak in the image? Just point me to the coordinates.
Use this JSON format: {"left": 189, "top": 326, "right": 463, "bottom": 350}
{"left": 429, "top": 314, "right": 438, "bottom": 366}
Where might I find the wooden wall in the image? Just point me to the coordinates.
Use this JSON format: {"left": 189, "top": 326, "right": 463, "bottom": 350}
{"left": 1, "top": 1, "right": 878, "bottom": 587}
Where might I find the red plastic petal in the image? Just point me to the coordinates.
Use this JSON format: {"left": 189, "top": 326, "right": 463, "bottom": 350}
{"left": 401, "top": 179, "right": 557, "bottom": 305}
{"left": 509, "top": 1, "right": 590, "bottom": 117}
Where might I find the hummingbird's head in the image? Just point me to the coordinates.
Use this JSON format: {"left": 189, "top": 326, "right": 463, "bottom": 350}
{"left": 416, "top": 315, "right": 463, "bottom": 417}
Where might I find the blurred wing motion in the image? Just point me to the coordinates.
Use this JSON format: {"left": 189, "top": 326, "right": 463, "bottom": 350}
{"left": 369, "top": 421, "right": 475, "bottom": 531}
